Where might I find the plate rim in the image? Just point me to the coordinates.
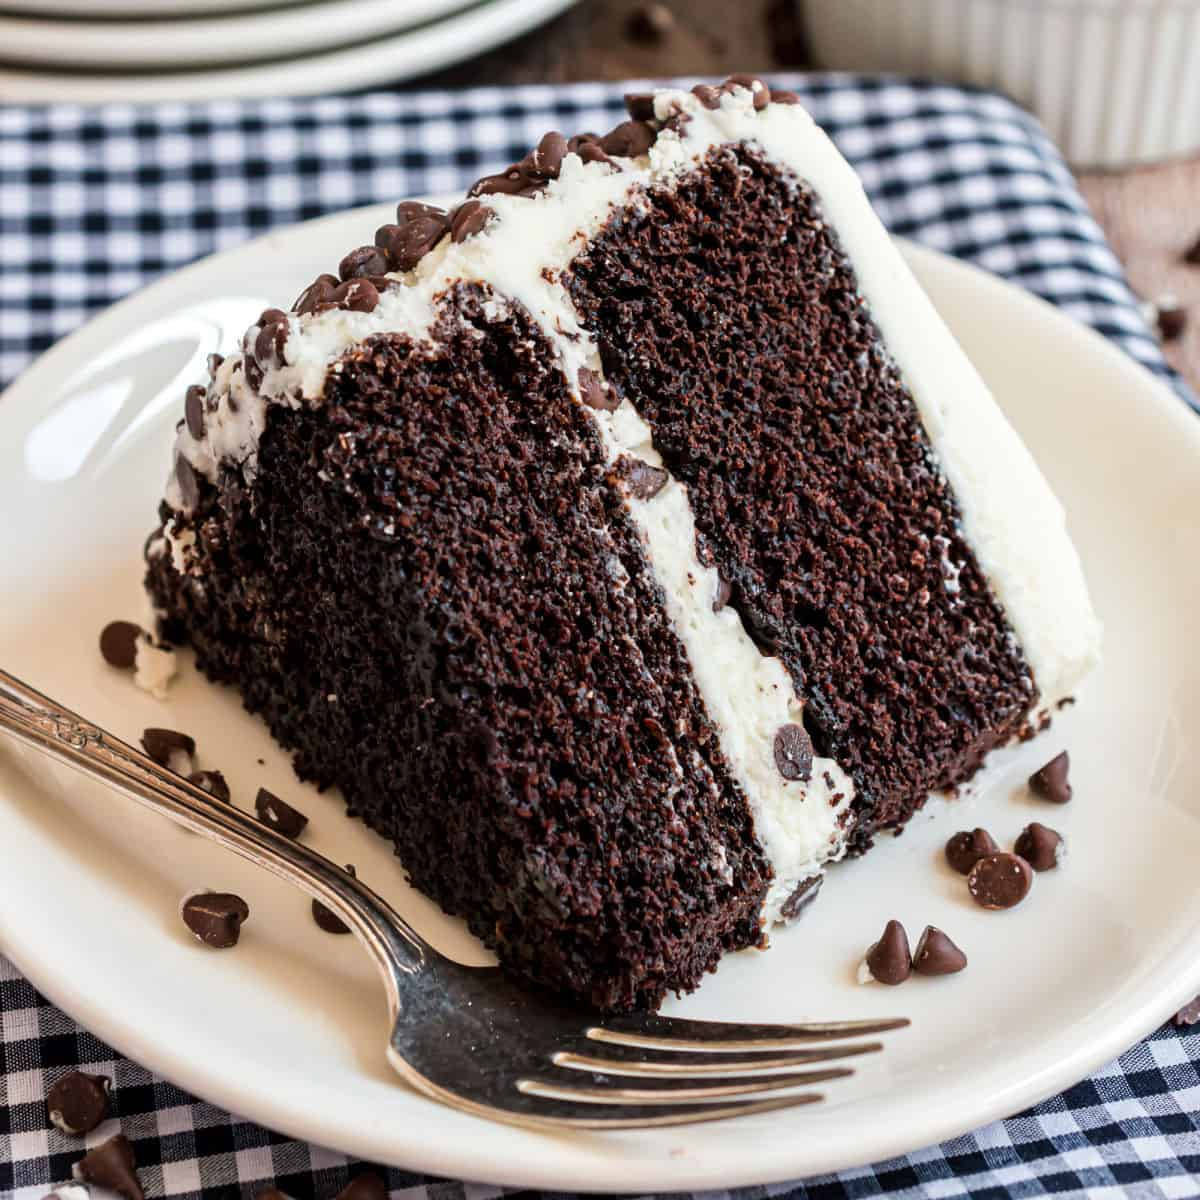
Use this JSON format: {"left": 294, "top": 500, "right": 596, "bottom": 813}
{"left": 3, "top": 206, "right": 1200, "bottom": 1190}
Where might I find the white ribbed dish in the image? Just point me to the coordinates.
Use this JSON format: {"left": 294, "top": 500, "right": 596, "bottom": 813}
{"left": 800, "top": 0, "right": 1200, "bottom": 166}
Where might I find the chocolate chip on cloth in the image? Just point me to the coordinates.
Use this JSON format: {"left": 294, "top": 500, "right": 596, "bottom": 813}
{"left": 189, "top": 769, "right": 231, "bottom": 803}
{"left": 313, "top": 864, "right": 356, "bottom": 934}
{"left": 1014, "top": 821, "right": 1065, "bottom": 871}
{"left": 774, "top": 723, "right": 813, "bottom": 782}
{"left": 1175, "top": 995, "right": 1200, "bottom": 1026}
{"left": 140, "top": 727, "right": 196, "bottom": 769}
{"left": 335, "top": 1173, "right": 388, "bottom": 1200}
{"left": 256, "top": 786, "right": 309, "bottom": 839}
{"left": 1030, "top": 750, "right": 1072, "bottom": 803}
{"left": 99, "top": 620, "right": 143, "bottom": 670}
{"left": 967, "top": 852, "right": 1033, "bottom": 909}
{"left": 46, "top": 1070, "right": 110, "bottom": 1136}
{"left": 181, "top": 891, "right": 250, "bottom": 948}
{"left": 862, "top": 919, "right": 911, "bottom": 985}
{"left": 75, "top": 1134, "right": 143, "bottom": 1200}
{"left": 944, "top": 827, "right": 999, "bottom": 875}
{"left": 912, "top": 926, "right": 967, "bottom": 976}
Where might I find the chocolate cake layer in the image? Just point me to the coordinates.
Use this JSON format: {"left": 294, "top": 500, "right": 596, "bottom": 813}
{"left": 566, "top": 147, "right": 1037, "bottom": 845}
{"left": 147, "top": 293, "right": 769, "bottom": 1011}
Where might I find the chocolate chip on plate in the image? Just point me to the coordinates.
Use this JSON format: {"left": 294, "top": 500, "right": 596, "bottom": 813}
{"left": 863, "top": 919, "right": 911, "bottom": 985}
{"left": 189, "top": 770, "right": 231, "bottom": 803}
{"left": 140, "top": 727, "right": 196, "bottom": 768}
{"left": 779, "top": 874, "right": 823, "bottom": 920}
{"left": 944, "top": 827, "right": 999, "bottom": 875}
{"left": 181, "top": 891, "right": 249, "bottom": 948}
{"left": 967, "top": 852, "right": 1033, "bottom": 909}
{"left": 99, "top": 621, "right": 143, "bottom": 670}
{"left": 335, "top": 1173, "right": 388, "bottom": 1200}
{"left": 313, "top": 864, "right": 356, "bottom": 934}
{"left": 76, "top": 1134, "right": 143, "bottom": 1200}
{"left": 46, "top": 1070, "right": 110, "bottom": 1136}
{"left": 1158, "top": 303, "right": 1188, "bottom": 342}
{"left": 255, "top": 787, "right": 308, "bottom": 839}
{"left": 912, "top": 926, "right": 967, "bottom": 976}
{"left": 1014, "top": 821, "right": 1064, "bottom": 871}
{"left": 1175, "top": 994, "right": 1200, "bottom": 1026}
{"left": 1030, "top": 751, "right": 1072, "bottom": 803}
{"left": 773, "top": 723, "right": 813, "bottom": 782}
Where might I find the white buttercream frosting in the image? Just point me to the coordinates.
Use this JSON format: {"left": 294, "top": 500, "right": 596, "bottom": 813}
{"left": 162, "top": 81, "right": 1100, "bottom": 921}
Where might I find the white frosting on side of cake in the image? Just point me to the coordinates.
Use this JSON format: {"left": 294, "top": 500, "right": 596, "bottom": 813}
{"left": 162, "top": 80, "right": 1100, "bottom": 922}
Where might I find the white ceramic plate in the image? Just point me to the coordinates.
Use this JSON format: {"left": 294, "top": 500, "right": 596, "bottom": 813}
{"left": 0, "top": 0, "right": 479, "bottom": 70}
{"left": 2, "top": 202, "right": 1199, "bottom": 1190}
{"left": 0, "top": 0, "right": 576, "bottom": 103}
{"left": 0, "top": 0, "right": 299, "bottom": 15}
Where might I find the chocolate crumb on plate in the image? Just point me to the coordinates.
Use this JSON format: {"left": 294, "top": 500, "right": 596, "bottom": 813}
{"left": 99, "top": 620, "right": 143, "bottom": 670}
{"left": 779, "top": 874, "right": 822, "bottom": 920}
{"left": 47, "top": 1070, "right": 110, "bottom": 1136}
{"left": 944, "top": 827, "right": 999, "bottom": 875}
{"left": 1014, "top": 821, "right": 1065, "bottom": 871}
{"left": 255, "top": 787, "right": 308, "bottom": 839}
{"left": 76, "top": 1134, "right": 143, "bottom": 1200}
{"left": 1174, "top": 995, "right": 1200, "bottom": 1026}
{"left": 967, "top": 852, "right": 1033, "bottom": 909}
{"left": 189, "top": 770, "right": 230, "bottom": 803}
{"left": 335, "top": 1174, "right": 388, "bottom": 1200}
{"left": 313, "top": 865, "right": 356, "bottom": 934}
{"left": 140, "top": 727, "right": 195, "bottom": 769}
{"left": 1030, "top": 751, "right": 1072, "bottom": 803}
{"left": 181, "top": 891, "right": 249, "bottom": 948}
{"left": 912, "top": 926, "right": 967, "bottom": 976}
{"left": 862, "top": 919, "right": 911, "bottom": 985}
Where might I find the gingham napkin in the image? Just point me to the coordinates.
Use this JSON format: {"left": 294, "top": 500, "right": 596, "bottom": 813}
{"left": 1, "top": 75, "right": 1197, "bottom": 1200}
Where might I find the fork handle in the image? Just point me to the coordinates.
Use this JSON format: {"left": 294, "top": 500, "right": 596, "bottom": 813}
{"left": 0, "top": 666, "right": 433, "bottom": 1009}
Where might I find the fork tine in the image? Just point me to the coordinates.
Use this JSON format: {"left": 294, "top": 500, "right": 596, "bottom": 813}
{"left": 520, "top": 1072, "right": 844, "bottom": 1105}
{"left": 554, "top": 1043, "right": 878, "bottom": 1077}
{"left": 518, "top": 1091, "right": 826, "bottom": 1128}
{"left": 593, "top": 1013, "right": 909, "bottom": 1050}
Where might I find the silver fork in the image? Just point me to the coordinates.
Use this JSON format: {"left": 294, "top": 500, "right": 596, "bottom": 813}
{"left": 0, "top": 666, "right": 907, "bottom": 1130}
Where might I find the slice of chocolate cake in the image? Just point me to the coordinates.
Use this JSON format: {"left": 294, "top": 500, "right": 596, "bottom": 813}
{"left": 145, "top": 77, "right": 1101, "bottom": 1011}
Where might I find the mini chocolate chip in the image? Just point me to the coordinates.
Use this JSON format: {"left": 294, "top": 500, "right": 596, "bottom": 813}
{"left": 625, "top": 1, "right": 674, "bottom": 42}
{"left": 770, "top": 89, "right": 802, "bottom": 105}
{"left": 1185, "top": 237, "right": 1200, "bottom": 266}
{"left": 601, "top": 120, "right": 656, "bottom": 158}
{"left": 47, "top": 1071, "right": 110, "bottom": 1136}
{"left": 140, "top": 727, "right": 196, "bottom": 767}
{"left": 189, "top": 770, "right": 230, "bottom": 803}
{"left": 449, "top": 200, "right": 492, "bottom": 243}
{"left": 1014, "top": 821, "right": 1064, "bottom": 871}
{"left": 773, "top": 722, "right": 813, "bottom": 782}
{"left": 526, "top": 131, "right": 568, "bottom": 179}
{"left": 242, "top": 352, "right": 264, "bottom": 393}
{"left": 184, "top": 385, "right": 207, "bottom": 439}
{"left": 865, "top": 919, "right": 911, "bottom": 985}
{"left": 568, "top": 134, "right": 615, "bottom": 166}
{"left": 912, "top": 926, "right": 967, "bottom": 976}
{"left": 378, "top": 204, "right": 451, "bottom": 270}
{"left": 293, "top": 272, "right": 340, "bottom": 316}
{"left": 624, "top": 92, "right": 657, "bottom": 121}
{"left": 578, "top": 366, "right": 618, "bottom": 411}
{"left": 339, "top": 244, "right": 390, "bottom": 281}
{"left": 255, "top": 787, "right": 308, "bottom": 839}
{"left": 1158, "top": 304, "right": 1187, "bottom": 341}
{"left": 625, "top": 459, "right": 669, "bottom": 499}
{"left": 967, "top": 852, "right": 1033, "bottom": 909}
{"left": 76, "top": 1134, "right": 143, "bottom": 1200}
{"left": 174, "top": 454, "right": 200, "bottom": 511}
{"left": 779, "top": 874, "right": 822, "bottom": 920}
{"left": 944, "top": 827, "right": 999, "bottom": 875}
{"left": 470, "top": 167, "right": 528, "bottom": 198}
{"left": 1030, "top": 751, "right": 1072, "bottom": 803}
{"left": 331, "top": 279, "right": 380, "bottom": 313}
{"left": 313, "top": 864, "right": 356, "bottom": 934}
{"left": 206, "top": 352, "right": 224, "bottom": 380}
{"left": 99, "top": 620, "right": 143, "bottom": 670}
{"left": 181, "top": 891, "right": 249, "bottom": 948}
{"left": 692, "top": 83, "right": 723, "bottom": 110}
{"left": 1175, "top": 994, "right": 1200, "bottom": 1026}
{"left": 726, "top": 73, "right": 769, "bottom": 109}
{"left": 712, "top": 574, "right": 732, "bottom": 612}
{"left": 254, "top": 318, "right": 289, "bottom": 371}
{"left": 335, "top": 1173, "right": 387, "bottom": 1200}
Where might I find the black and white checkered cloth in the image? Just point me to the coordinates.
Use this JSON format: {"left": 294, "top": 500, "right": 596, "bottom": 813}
{"left": 2, "top": 74, "right": 1198, "bottom": 1200}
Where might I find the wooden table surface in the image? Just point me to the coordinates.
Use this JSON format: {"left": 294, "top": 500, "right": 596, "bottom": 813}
{"left": 417, "top": 0, "right": 1200, "bottom": 396}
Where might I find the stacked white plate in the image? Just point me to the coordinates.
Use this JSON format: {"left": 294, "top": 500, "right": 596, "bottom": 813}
{"left": 0, "top": 0, "right": 578, "bottom": 104}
